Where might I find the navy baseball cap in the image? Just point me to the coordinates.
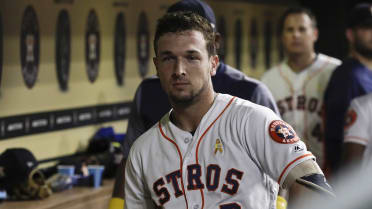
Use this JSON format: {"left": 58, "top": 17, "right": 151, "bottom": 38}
{"left": 167, "top": 0, "right": 217, "bottom": 31}
{"left": 0, "top": 148, "right": 38, "bottom": 190}
{"left": 347, "top": 3, "right": 372, "bottom": 28}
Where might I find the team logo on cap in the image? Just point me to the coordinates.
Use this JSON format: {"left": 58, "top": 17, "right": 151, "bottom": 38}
{"left": 269, "top": 120, "right": 299, "bottom": 144}
{"left": 344, "top": 109, "right": 357, "bottom": 130}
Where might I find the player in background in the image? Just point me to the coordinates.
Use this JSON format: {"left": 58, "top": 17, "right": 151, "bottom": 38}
{"left": 324, "top": 3, "right": 372, "bottom": 176}
{"left": 124, "top": 11, "right": 334, "bottom": 209}
{"left": 109, "top": 1, "right": 280, "bottom": 208}
{"left": 343, "top": 93, "right": 372, "bottom": 170}
{"left": 261, "top": 7, "right": 341, "bottom": 170}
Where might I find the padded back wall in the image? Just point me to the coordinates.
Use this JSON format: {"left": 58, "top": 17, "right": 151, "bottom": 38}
{"left": 0, "top": 0, "right": 289, "bottom": 162}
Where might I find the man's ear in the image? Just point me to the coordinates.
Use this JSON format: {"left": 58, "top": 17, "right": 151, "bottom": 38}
{"left": 313, "top": 28, "right": 319, "bottom": 42}
{"left": 346, "top": 28, "right": 354, "bottom": 43}
{"left": 210, "top": 55, "right": 219, "bottom": 76}
{"left": 153, "top": 57, "right": 159, "bottom": 76}
{"left": 215, "top": 32, "right": 222, "bottom": 51}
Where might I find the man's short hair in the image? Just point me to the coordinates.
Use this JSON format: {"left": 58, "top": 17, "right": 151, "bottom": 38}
{"left": 278, "top": 7, "right": 317, "bottom": 35}
{"left": 154, "top": 11, "right": 216, "bottom": 57}
{"left": 347, "top": 3, "right": 372, "bottom": 28}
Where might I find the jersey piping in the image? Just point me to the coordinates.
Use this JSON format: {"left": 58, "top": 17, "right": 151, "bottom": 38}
{"left": 278, "top": 153, "right": 314, "bottom": 185}
{"left": 195, "top": 96, "right": 236, "bottom": 209}
{"left": 158, "top": 96, "right": 236, "bottom": 209}
{"left": 159, "top": 122, "right": 189, "bottom": 209}
{"left": 344, "top": 136, "right": 369, "bottom": 145}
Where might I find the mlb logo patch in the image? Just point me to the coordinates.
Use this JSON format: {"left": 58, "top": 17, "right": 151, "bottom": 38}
{"left": 269, "top": 120, "right": 299, "bottom": 144}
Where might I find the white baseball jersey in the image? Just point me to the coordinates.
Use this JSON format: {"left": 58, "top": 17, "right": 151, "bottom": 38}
{"left": 344, "top": 94, "right": 372, "bottom": 168}
{"left": 125, "top": 94, "right": 315, "bottom": 209}
{"left": 261, "top": 53, "right": 341, "bottom": 167}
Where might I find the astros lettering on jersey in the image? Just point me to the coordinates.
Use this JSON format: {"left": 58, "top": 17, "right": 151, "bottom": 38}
{"left": 125, "top": 94, "right": 314, "bottom": 209}
{"left": 261, "top": 53, "right": 341, "bottom": 167}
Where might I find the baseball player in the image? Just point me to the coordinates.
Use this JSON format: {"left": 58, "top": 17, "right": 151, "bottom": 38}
{"left": 125, "top": 11, "right": 333, "bottom": 209}
{"left": 261, "top": 7, "right": 341, "bottom": 168}
{"left": 324, "top": 3, "right": 372, "bottom": 175}
{"left": 110, "top": 1, "right": 280, "bottom": 208}
{"left": 343, "top": 93, "right": 372, "bottom": 169}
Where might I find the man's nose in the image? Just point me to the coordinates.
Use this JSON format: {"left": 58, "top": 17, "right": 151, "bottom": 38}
{"left": 173, "top": 58, "right": 186, "bottom": 77}
{"left": 292, "top": 29, "right": 301, "bottom": 38}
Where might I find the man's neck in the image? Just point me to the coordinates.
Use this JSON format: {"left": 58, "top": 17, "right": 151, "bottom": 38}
{"left": 171, "top": 90, "right": 216, "bottom": 133}
{"left": 287, "top": 52, "right": 317, "bottom": 73}
{"left": 352, "top": 51, "right": 372, "bottom": 71}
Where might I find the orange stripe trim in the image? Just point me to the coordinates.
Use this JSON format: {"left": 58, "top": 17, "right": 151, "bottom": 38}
{"left": 158, "top": 122, "right": 189, "bottom": 209}
{"left": 344, "top": 136, "right": 369, "bottom": 144}
{"left": 277, "top": 153, "right": 314, "bottom": 184}
{"left": 195, "top": 96, "right": 236, "bottom": 209}
{"left": 278, "top": 64, "right": 294, "bottom": 94}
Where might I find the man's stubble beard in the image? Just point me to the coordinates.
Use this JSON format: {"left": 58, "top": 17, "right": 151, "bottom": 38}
{"left": 354, "top": 38, "right": 372, "bottom": 59}
{"left": 169, "top": 80, "right": 209, "bottom": 108}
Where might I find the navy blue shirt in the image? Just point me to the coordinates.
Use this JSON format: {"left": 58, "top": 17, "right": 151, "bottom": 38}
{"left": 324, "top": 57, "right": 372, "bottom": 173}
{"left": 123, "top": 62, "right": 279, "bottom": 158}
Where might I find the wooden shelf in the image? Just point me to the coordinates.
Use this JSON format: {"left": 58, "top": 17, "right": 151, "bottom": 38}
{"left": 0, "top": 180, "right": 114, "bottom": 209}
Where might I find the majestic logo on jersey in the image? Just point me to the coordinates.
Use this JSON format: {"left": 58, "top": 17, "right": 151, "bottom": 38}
{"left": 344, "top": 109, "right": 357, "bottom": 130}
{"left": 293, "top": 144, "right": 304, "bottom": 153}
{"left": 214, "top": 138, "right": 223, "bottom": 154}
{"left": 269, "top": 120, "right": 299, "bottom": 144}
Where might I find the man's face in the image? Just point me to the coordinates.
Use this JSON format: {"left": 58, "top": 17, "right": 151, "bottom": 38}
{"left": 154, "top": 30, "right": 218, "bottom": 105}
{"left": 281, "top": 13, "right": 318, "bottom": 56}
{"left": 352, "top": 27, "right": 372, "bottom": 59}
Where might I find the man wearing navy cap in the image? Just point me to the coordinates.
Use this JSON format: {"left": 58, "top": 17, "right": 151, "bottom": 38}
{"left": 324, "top": 3, "right": 372, "bottom": 176}
{"left": 109, "top": 0, "right": 279, "bottom": 208}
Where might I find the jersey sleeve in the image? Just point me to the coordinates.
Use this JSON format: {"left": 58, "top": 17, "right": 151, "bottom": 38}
{"left": 123, "top": 85, "right": 146, "bottom": 159}
{"left": 244, "top": 107, "right": 315, "bottom": 186}
{"left": 124, "top": 148, "right": 154, "bottom": 209}
{"left": 344, "top": 99, "right": 370, "bottom": 146}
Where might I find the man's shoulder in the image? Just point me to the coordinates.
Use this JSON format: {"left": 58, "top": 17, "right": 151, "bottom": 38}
{"left": 129, "top": 122, "right": 161, "bottom": 155}
{"left": 262, "top": 63, "right": 282, "bottom": 80}
{"left": 318, "top": 53, "right": 342, "bottom": 67}
{"left": 221, "top": 94, "right": 276, "bottom": 117}
{"left": 352, "top": 94, "right": 372, "bottom": 109}
{"left": 331, "top": 58, "right": 362, "bottom": 81}
{"left": 139, "top": 75, "right": 162, "bottom": 88}
{"left": 218, "top": 64, "right": 267, "bottom": 89}
{"left": 334, "top": 57, "right": 361, "bottom": 71}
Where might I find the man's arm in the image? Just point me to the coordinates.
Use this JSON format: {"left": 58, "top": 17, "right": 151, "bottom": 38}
{"left": 124, "top": 152, "right": 154, "bottom": 209}
{"left": 122, "top": 85, "right": 146, "bottom": 159}
{"left": 111, "top": 158, "right": 126, "bottom": 198}
{"left": 110, "top": 86, "right": 144, "bottom": 209}
{"left": 343, "top": 142, "right": 365, "bottom": 167}
{"left": 323, "top": 74, "right": 353, "bottom": 175}
{"left": 283, "top": 159, "right": 335, "bottom": 208}
{"left": 109, "top": 159, "right": 126, "bottom": 209}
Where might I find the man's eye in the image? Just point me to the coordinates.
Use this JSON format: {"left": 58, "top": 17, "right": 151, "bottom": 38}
{"left": 162, "top": 56, "right": 172, "bottom": 61}
{"left": 188, "top": 55, "right": 198, "bottom": 60}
